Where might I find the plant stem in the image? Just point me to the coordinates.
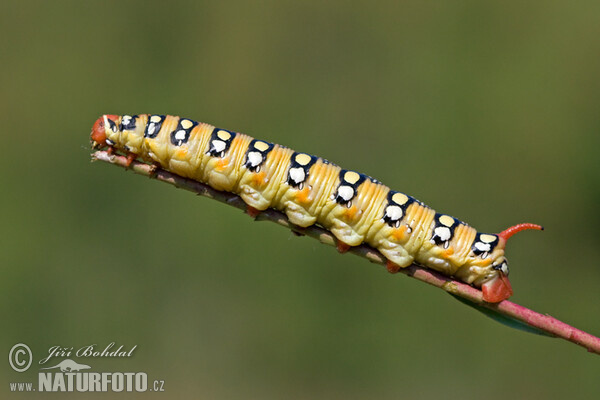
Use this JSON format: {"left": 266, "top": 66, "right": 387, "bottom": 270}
{"left": 92, "top": 150, "right": 600, "bottom": 355}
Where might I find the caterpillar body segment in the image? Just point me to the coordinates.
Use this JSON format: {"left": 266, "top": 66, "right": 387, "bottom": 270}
{"left": 367, "top": 192, "right": 419, "bottom": 268}
{"left": 203, "top": 130, "right": 254, "bottom": 192}
{"left": 317, "top": 171, "right": 388, "bottom": 247}
{"left": 92, "top": 114, "right": 543, "bottom": 303}
{"left": 238, "top": 142, "right": 293, "bottom": 212}
{"left": 275, "top": 154, "right": 340, "bottom": 227}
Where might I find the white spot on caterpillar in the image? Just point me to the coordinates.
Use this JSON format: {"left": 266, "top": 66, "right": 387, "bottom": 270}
{"left": 211, "top": 140, "right": 226, "bottom": 153}
{"left": 434, "top": 226, "right": 451, "bottom": 242}
{"left": 105, "top": 139, "right": 114, "bottom": 145}
{"left": 174, "top": 130, "right": 187, "bottom": 141}
{"left": 147, "top": 123, "right": 156, "bottom": 135}
{"left": 474, "top": 242, "right": 491, "bottom": 253}
{"left": 247, "top": 151, "right": 263, "bottom": 167}
{"left": 385, "top": 205, "right": 403, "bottom": 221}
{"left": 337, "top": 185, "right": 354, "bottom": 201}
{"left": 289, "top": 167, "right": 305, "bottom": 184}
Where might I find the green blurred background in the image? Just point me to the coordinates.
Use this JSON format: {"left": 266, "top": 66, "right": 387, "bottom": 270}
{"left": 2, "top": 1, "right": 599, "bottom": 398}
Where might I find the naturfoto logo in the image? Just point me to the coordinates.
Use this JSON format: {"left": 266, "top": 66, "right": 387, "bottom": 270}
{"left": 8, "top": 343, "right": 165, "bottom": 393}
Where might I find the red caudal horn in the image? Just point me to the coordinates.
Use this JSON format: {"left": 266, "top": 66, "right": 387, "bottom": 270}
{"left": 498, "top": 223, "right": 544, "bottom": 241}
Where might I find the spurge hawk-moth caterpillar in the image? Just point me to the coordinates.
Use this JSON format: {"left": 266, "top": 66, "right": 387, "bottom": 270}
{"left": 91, "top": 114, "right": 543, "bottom": 303}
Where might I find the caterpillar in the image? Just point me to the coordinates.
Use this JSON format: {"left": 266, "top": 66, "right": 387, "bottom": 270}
{"left": 91, "top": 114, "right": 543, "bottom": 303}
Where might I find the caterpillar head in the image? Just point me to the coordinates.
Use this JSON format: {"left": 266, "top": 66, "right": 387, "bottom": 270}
{"left": 91, "top": 115, "right": 119, "bottom": 149}
{"left": 479, "top": 223, "right": 543, "bottom": 303}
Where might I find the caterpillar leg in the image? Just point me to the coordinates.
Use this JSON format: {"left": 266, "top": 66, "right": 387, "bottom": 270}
{"left": 481, "top": 274, "right": 513, "bottom": 303}
{"left": 336, "top": 240, "right": 352, "bottom": 253}
{"left": 246, "top": 205, "right": 261, "bottom": 219}
{"left": 386, "top": 260, "right": 403, "bottom": 274}
{"left": 148, "top": 162, "right": 161, "bottom": 178}
{"left": 125, "top": 152, "right": 137, "bottom": 168}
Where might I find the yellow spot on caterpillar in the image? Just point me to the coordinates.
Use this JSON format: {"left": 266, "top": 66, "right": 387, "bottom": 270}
{"left": 392, "top": 192, "right": 409, "bottom": 205}
{"left": 295, "top": 153, "right": 312, "bottom": 166}
{"left": 344, "top": 171, "right": 360, "bottom": 184}
{"left": 215, "top": 157, "right": 230, "bottom": 171}
{"left": 150, "top": 115, "right": 162, "bottom": 123}
{"left": 442, "top": 247, "right": 454, "bottom": 258}
{"left": 254, "top": 141, "right": 270, "bottom": 152}
{"left": 391, "top": 225, "right": 407, "bottom": 241}
{"left": 217, "top": 130, "right": 231, "bottom": 141}
{"left": 251, "top": 171, "right": 267, "bottom": 186}
{"left": 344, "top": 205, "right": 359, "bottom": 220}
{"left": 480, "top": 234, "right": 497, "bottom": 243}
{"left": 439, "top": 215, "right": 455, "bottom": 227}
{"left": 180, "top": 119, "right": 193, "bottom": 129}
{"left": 295, "top": 186, "right": 312, "bottom": 204}
{"left": 176, "top": 149, "right": 188, "bottom": 158}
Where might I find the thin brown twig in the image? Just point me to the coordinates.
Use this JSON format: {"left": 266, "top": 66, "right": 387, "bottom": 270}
{"left": 92, "top": 150, "right": 600, "bottom": 355}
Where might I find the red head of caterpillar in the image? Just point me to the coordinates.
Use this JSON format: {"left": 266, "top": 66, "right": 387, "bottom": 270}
{"left": 91, "top": 114, "right": 543, "bottom": 303}
{"left": 91, "top": 115, "right": 119, "bottom": 148}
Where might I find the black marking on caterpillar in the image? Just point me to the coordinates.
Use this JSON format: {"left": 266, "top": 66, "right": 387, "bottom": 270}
{"left": 120, "top": 114, "right": 137, "bottom": 131}
{"left": 472, "top": 232, "right": 499, "bottom": 259}
{"left": 287, "top": 152, "right": 317, "bottom": 189}
{"left": 492, "top": 260, "right": 509, "bottom": 276}
{"left": 207, "top": 128, "right": 236, "bottom": 157}
{"left": 170, "top": 118, "right": 198, "bottom": 146}
{"left": 431, "top": 214, "right": 460, "bottom": 249}
{"left": 244, "top": 139, "right": 274, "bottom": 173}
{"left": 333, "top": 170, "right": 366, "bottom": 207}
{"left": 144, "top": 115, "right": 165, "bottom": 139}
{"left": 107, "top": 118, "right": 118, "bottom": 134}
{"left": 382, "top": 191, "right": 416, "bottom": 228}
